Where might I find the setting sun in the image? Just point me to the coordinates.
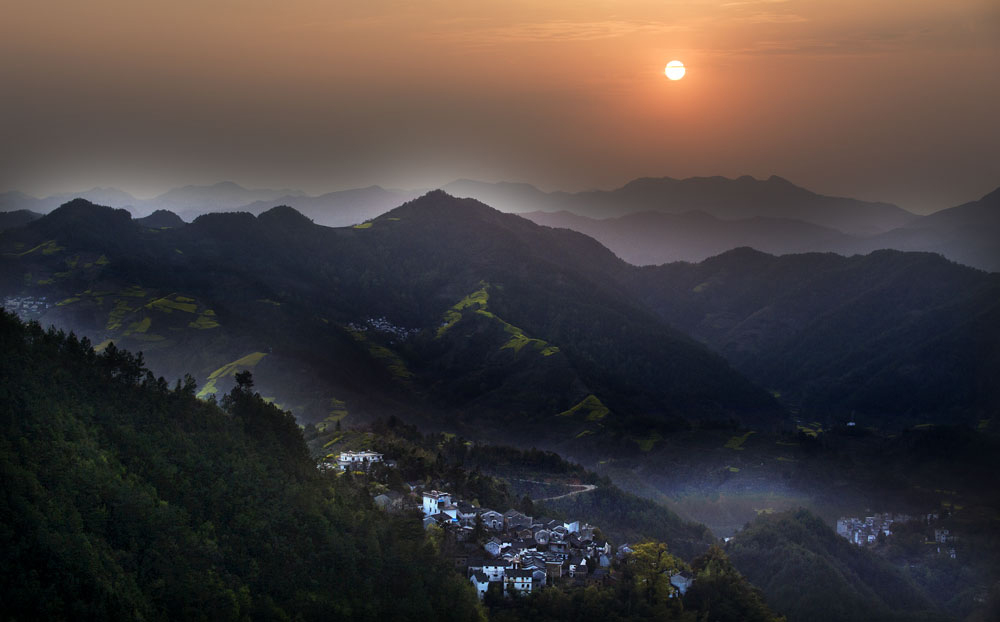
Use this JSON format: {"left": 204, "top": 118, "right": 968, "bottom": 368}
{"left": 665, "top": 60, "right": 686, "bottom": 80}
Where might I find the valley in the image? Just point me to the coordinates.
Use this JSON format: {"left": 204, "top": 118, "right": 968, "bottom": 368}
{"left": 1, "top": 191, "right": 998, "bottom": 621}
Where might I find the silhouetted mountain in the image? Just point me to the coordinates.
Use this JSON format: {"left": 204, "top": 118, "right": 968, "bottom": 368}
{"left": 0, "top": 209, "right": 43, "bottom": 232}
{"left": 236, "top": 185, "right": 418, "bottom": 227}
{"left": 857, "top": 186, "right": 1000, "bottom": 272}
{"left": 523, "top": 209, "right": 855, "bottom": 265}
{"left": 256, "top": 204, "right": 314, "bottom": 229}
{"left": 0, "top": 194, "right": 783, "bottom": 453}
{"left": 630, "top": 248, "right": 1000, "bottom": 424}
{"left": 45, "top": 186, "right": 139, "bottom": 211}
{"left": 0, "top": 190, "right": 45, "bottom": 213}
{"left": 149, "top": 181, "right": 303, "bottom": 218}
{"left": 135, "top": 209, "right": 185, "bottom": 229}
{"left": 443, "top": 179, "right": 555, "bottom": 213}
{"left": 448, "top": 175, "right": 916, "bottom": 235}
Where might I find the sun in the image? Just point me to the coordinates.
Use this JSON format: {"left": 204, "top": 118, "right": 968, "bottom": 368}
{"left": 665, "top": 60, "right": 686, "bottom": 81}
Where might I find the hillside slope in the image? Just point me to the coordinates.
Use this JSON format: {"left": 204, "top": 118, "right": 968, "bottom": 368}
{"left": 0, "top": 194, "right": 783, "bottom": 450}
{"left": 0, "top": 310, "right": 483, "bottom": 621}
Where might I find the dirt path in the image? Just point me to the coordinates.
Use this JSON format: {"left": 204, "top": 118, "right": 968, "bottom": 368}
{"left": 533, "top": 483, "right": 597, "bottom": 502}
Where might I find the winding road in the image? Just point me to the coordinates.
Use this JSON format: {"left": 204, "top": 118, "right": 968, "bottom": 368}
{"left": 530, "top": 483, "right": 598, "bottom": 502}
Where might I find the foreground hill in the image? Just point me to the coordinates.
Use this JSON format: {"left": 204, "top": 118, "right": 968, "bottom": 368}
{"left": 0, "top": 310, "right": 483, "bottom": 621}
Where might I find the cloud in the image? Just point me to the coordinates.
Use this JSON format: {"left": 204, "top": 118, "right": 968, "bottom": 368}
{"left": 444, "top": 19, "right": 690, "bottom": 45}
{"left": 721, "top": 0, "right": 791, "bottom": 6}
{"left": 739, "top": 13, "right": 808, "bottom": 24}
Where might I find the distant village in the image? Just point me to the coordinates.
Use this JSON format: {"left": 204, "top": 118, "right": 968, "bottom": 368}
{"left": 2, "top": 295, "right": 51, "bottom": 320}
{"left": 836, "top": 512, "right": 956, "bottom": 558}
{"left": 328, "top": 450, "right": 693, "bottom": 598}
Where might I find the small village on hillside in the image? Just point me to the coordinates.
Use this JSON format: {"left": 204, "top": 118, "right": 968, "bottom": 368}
{"left": 328, "top": 450, "right": 693, "bottom": 599}
{"left": 836, "top": 511, "right": 957, "bottom": 558}
{"left": 2, "top": 295, "right": 50, "bottom": 320}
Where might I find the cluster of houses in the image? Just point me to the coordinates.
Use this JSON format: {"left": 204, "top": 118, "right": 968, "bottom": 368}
{"left": 347, "top": 316, "right": 419, "bottom": 342}
{"left": 419, "top": 489, "right": 693, "bottom": 599}
{"left": 2, "top": 295, "right": 50, "bottom": 319}
{"left": 330, "top": 450, "right": 694, "bottom": 598}
{"left": 421, "top": 488, "right": 613, "bottom": 597}
{"left": 836, "top": 513, "right": 911, "bottom": 546}
{"left": 836, "top": 512, "right": 957, "bottom": 558}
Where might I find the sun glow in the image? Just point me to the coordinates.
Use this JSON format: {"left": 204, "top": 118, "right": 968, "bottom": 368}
{"left": 665, "top": 60, "right": 686, "bottom": 80}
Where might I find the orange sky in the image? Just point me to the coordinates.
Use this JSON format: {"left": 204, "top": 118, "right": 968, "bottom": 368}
{"left": 1, "top": 0, "right": 998, "bottom": 211}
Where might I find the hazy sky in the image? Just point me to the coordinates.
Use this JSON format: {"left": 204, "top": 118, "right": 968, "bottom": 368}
{"left": 2, "top": 0, "right": 998, "bottom": 212}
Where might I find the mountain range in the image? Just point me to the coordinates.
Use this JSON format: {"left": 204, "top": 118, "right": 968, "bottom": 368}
{"left": 3, "top": 175, "right": 996, "bottom": 271}
{"left": 1, "top": 192, "right": 996, "bottom": 453}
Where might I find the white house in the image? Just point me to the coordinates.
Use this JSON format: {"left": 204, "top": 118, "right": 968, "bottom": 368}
{"left": 422, "top": 490, "right": 452, "bottom": 517}
{"left": 470, "top": 572, "right": 490, "bottom": 599}
{"left": 337, "top": 450, "right": 383, "bottom": 471}
{"left": 481, "top": 561, "right": 507, "bottom": 582}
{"left": 504, "top": 570, "right": 534, "bottom": 594}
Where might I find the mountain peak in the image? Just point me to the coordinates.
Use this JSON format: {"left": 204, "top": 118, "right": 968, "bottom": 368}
{"left": 980, "top": 185, "right": 1000, "bottom": 205}
{"left": 257, "top": 204, "right": 313, "bottom": 227}
{"left": 136, "top": 209, "right": 185, "bottom": 229}
{"left": 48, "top": 198, "right": 131, "bottom": 221}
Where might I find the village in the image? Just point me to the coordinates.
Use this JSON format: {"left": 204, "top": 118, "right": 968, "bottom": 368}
{"left": 836, "top": 511, "right": 957, "bottom": 558}
{"left": 331, "top": 450, "right": 693, "bottom": 599}
{"left": 1, "top": 295, "right": 51, "bottom": 320}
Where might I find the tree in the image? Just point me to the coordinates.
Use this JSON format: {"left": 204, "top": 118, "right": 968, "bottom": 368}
{"left": 683, "top": 545, "right": 782, "bottom": 622}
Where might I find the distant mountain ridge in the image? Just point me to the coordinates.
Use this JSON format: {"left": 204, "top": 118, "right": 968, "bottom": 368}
{"left": 445, "top": 175, "right": 916, "bottom": 235}
{"left": 4, "top": 176, "right": 996, "bottom": 270}
{"left": 520, "top": 183, "right": 1000, "bottom": 271}
{"left": 522, "top": 209, "right": 856, "bottom": 265}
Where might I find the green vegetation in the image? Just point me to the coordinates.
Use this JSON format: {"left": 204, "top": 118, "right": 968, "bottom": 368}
{"left": 5, "top": 239, "right": 64, "bottom": 257}
{"left": 487, "top": 540, "right": 781, "bottom": 622}
{"left": 107, "top": 299, "right": 136, "bottom": 330}
{"left": 724, "top": 430, "right": 756, "bottom": 450}
{"left": 188, "top": 309, "right": 220, "bottom": 329}
{"left": 726, "top": 510, "right": 947, "bottom": 622}
{"left": 438, "top": 284, "right": 490, "bottom": 337}
{"left": 124, "top": 316, "right": 152, "bottom": 335}
{"left": 437, "top": 283, "right": 560, "bottom": 356}
{"left": 197, "top": 352, "right": 269, "bottom": 398}
{"left": 353, "top": 222, "right": 374, "bottom": 229}
{"left": 0, "top": 311, "right": 483, "bottom": 621}
{"left": 559, "top": 394, "right": 610, "bottom": 421}
{"left": 349, "top": 329, "right": 413, "bottom": 381}
{"left": 633, "top": 431, "right": 664, "bottom": 452}
{"left": 146, "top": 294, "right": 198, "bottom": 313}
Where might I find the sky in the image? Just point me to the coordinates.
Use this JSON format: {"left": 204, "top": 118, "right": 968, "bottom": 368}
{"left": 1, "top": 0, "right": 998, "bottom": 213}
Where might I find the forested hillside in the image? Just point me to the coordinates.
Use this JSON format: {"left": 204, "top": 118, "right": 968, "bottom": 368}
{"left": 0, "top": 310, "right": 483, "bottom": 621}
{"left": 726, "top": 510, "right": 949, "bottom": 622}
